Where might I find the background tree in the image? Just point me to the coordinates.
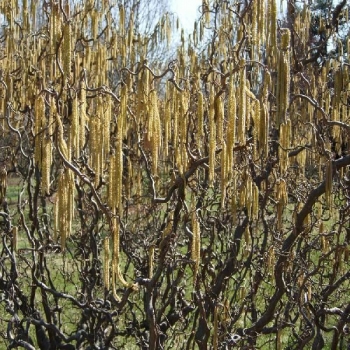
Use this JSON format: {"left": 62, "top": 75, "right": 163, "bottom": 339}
{"left": 0, "top": 0, "right": 350, "bottom": 349}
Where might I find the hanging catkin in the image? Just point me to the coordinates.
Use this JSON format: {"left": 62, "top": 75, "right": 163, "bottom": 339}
{"left": 208, "top": 86, "right": 216, "bottom": 186}
{"left": 227, "top": 72, "right": 236, "bottom": 177}
{"left": 238, "top": 59, "right": 246, "bottom": 145}
{"left": 276, "top": 28, "right": 290, "bottom": 127}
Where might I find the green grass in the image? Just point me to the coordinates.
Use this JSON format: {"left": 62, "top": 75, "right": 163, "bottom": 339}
{"left": 6, "top": 176, "right": 23, "bottom": 206}
{"left": 2, "top": 176, "right": 350, "bottom": 348}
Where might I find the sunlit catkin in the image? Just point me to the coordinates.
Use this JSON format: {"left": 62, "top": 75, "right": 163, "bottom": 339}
{"left": 41, "top": 135, "right": 52, "bottom": 195}
{"left": 258, "top": 0, "right": 266, "bottom": 53}
{"left": 221, "top": 142, "right": 227, "bottom": 208}
{"left": 114, "top": 137, "right": 123, "bottom": 216}
{"left": 267, "top": 0, "right": 277, "bottom": 66}
{"left": 70, "top": 97, "right": 79, "bottom": 158}
{"left": 209, "top": 87, "right": 216, "bottom": 186}
{"left": 179, "top": 91, "right": 189, "bottom": 173}
{"left": 56, "top": 115, "right": 69, "bottom": 161}
{"left": 238, "top": 59, "right": 246, "bottom": 145}
{"left": 164, "top": 99, "right": 171, "bottom": 157}
{"left": 112, "top": 218, "right": 126, "bottom": 288}
{"left": 56, "top": 170, "right": 68, "bottom": 249}
{"left": 150, "top": 91, "right": 161, "bottom": 177}
{"left": 79, "top": 86, "right": 86, "bottom": 151}
{"left": 197, "top": 91, "right": 204, "bottom": 150}
{"left": 148, "top": 246, "right": 154, "bottom": 278}
{"left": 276, "top": 28, "right": 290, "bottom": 127}
{"left": 62, "top": 22, "right": 71, "bottom": 81}
{"left": 34, "top": 95, "right": 45, "bottom": 167}
{"left": 276, "top": 178, "right": 288, "bottom": 230}
{"left": 227, "top": 73, "right": 236, "bottom": 177}
{"left": 0, "top": 166, "right": 7, "bottom": 204}
{"left": 203, "top": 0, "right": 210, "bottom": 25}
{"left": 279, "top": 119, "right": 291, "bottom": 174}
{"left": 259, "top": 100, "right": 269, "bottom": 157}
{"left": 215, "top": 95, "right": 224, "bottom": 146}
{"left": 89, "top": 116, "right": 100, "bottom": 187}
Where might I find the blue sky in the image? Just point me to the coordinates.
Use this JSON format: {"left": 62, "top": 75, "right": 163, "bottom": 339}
{"left": 171, "top": 0, "right": 201, "bottom": 33}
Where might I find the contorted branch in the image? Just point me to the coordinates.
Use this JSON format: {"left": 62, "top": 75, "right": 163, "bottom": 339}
{"left": 246, "top": 154, "right": 350, "bottom": 335}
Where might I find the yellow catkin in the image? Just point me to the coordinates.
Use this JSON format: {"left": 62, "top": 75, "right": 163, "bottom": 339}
{"left": 149, "top": 246, "right": 154, "bottom": 278}
{"left": 56, "top": 115, "right": 69, "bottom": 160}
{"left": 62, "top": 22, "right": 71, "bottom": 81}
{"left": 258, "top": 0, "right": 266, "bottom": 53}
{"left": 251, "top": 0, "right": 258, "bottom": 60}
{"left": 119, "top": 5, "right": 125, "bottom": 36}
{"left": 244, "top": 226, "right": 251, "bottom": 256}
{"left": 115, "top": 137, "right": 123, "bottom": 216}
{"left": 164, "top": 99, "right": 171, "bottom": 157}
{"left": 221, "top": 142, "right": 227, "bottom": 208}
{"left": 125, "top": 156, "right": 132, "bottom": 201}
{"left": 203, "top": 0, "right": 210, "bottom": 25}
{"left": 279, "top": 120, "right": 291, "bottom": 174}
{"left": 321, "top": 235, "right": 328, "bottom": 253}
{"left": 150, "top": 91, "right": 161, "bottom": 177}
{"left": 267, "top": 0, "right": 277, "bottom": 66}
{"left": 197, "top": 90, "right": 204, "bottom": 151}
{"left": 91, "top": 9, "right": 98, "bottom": 40}
{"left": 238, "top": 59, "right": 246, "bottom": 145}
{"left": 215, "top": 96, "right": 224, "bottom": 146}
{"left": 251, "top": 99, "right": 260, "bottom": 159}
{"left": 112, "top": 219, "right": 122, "bottom": 281}
{"left": 89, "top": 116, "right": 100, "bottom": 187}
{"left": 276, "top": 178, "right": 288, "bottom": 230}
{"left": 209, "top": 87, "right": 216, "bottom": 186}
{"left": 41, "top": 135, "right": 52, "bottom": 195}
{"left": 79, "top": 86, "right": 86, "bottom": 151}
{"left": 67, "top": 170, "right": 74, "bottom": 237}
{"left": 0, "top": 166, "right": 7, "bottom": 204}
{"left": 70, "top": 97, "right": 79, "bottom": 158}
{"left": 57, "top": 170, "right": 67, "bottom": 249}
{"left": 179, "top": 91, "right": 189, "bottom": 174}
{"left": 104, "top": 237, "right": 110, "bottom": 289}
{"left": 259, "top": 100, "right": 269, "bottom": 157}
{"left": 267, "top": 245, "right": 275, "bottom": 270}
{"left": 227, "top": 73, "right": 236, "bottom": 177}
{"left": 252, "top": 183, "right": 259, "bottom": 219}
{"left": 162, "top": 214, "right": 173, "bottom": 239}
{"left": 34, "top": 95, "right": 45, "bottom": 167}
{"left": 97, "top": 98, "right": 105, "bottom": 178}
{"left": 128, "top": 11, "right": 134, "bottom": 51}
{"left": 172, "top": 91, "right": 179, "bottom": 160}
{"left": 276, "top": 28, "right": 290, "bottom": 127}
{"left": 120, "top": 86, "right": 128, "bottom": 139}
